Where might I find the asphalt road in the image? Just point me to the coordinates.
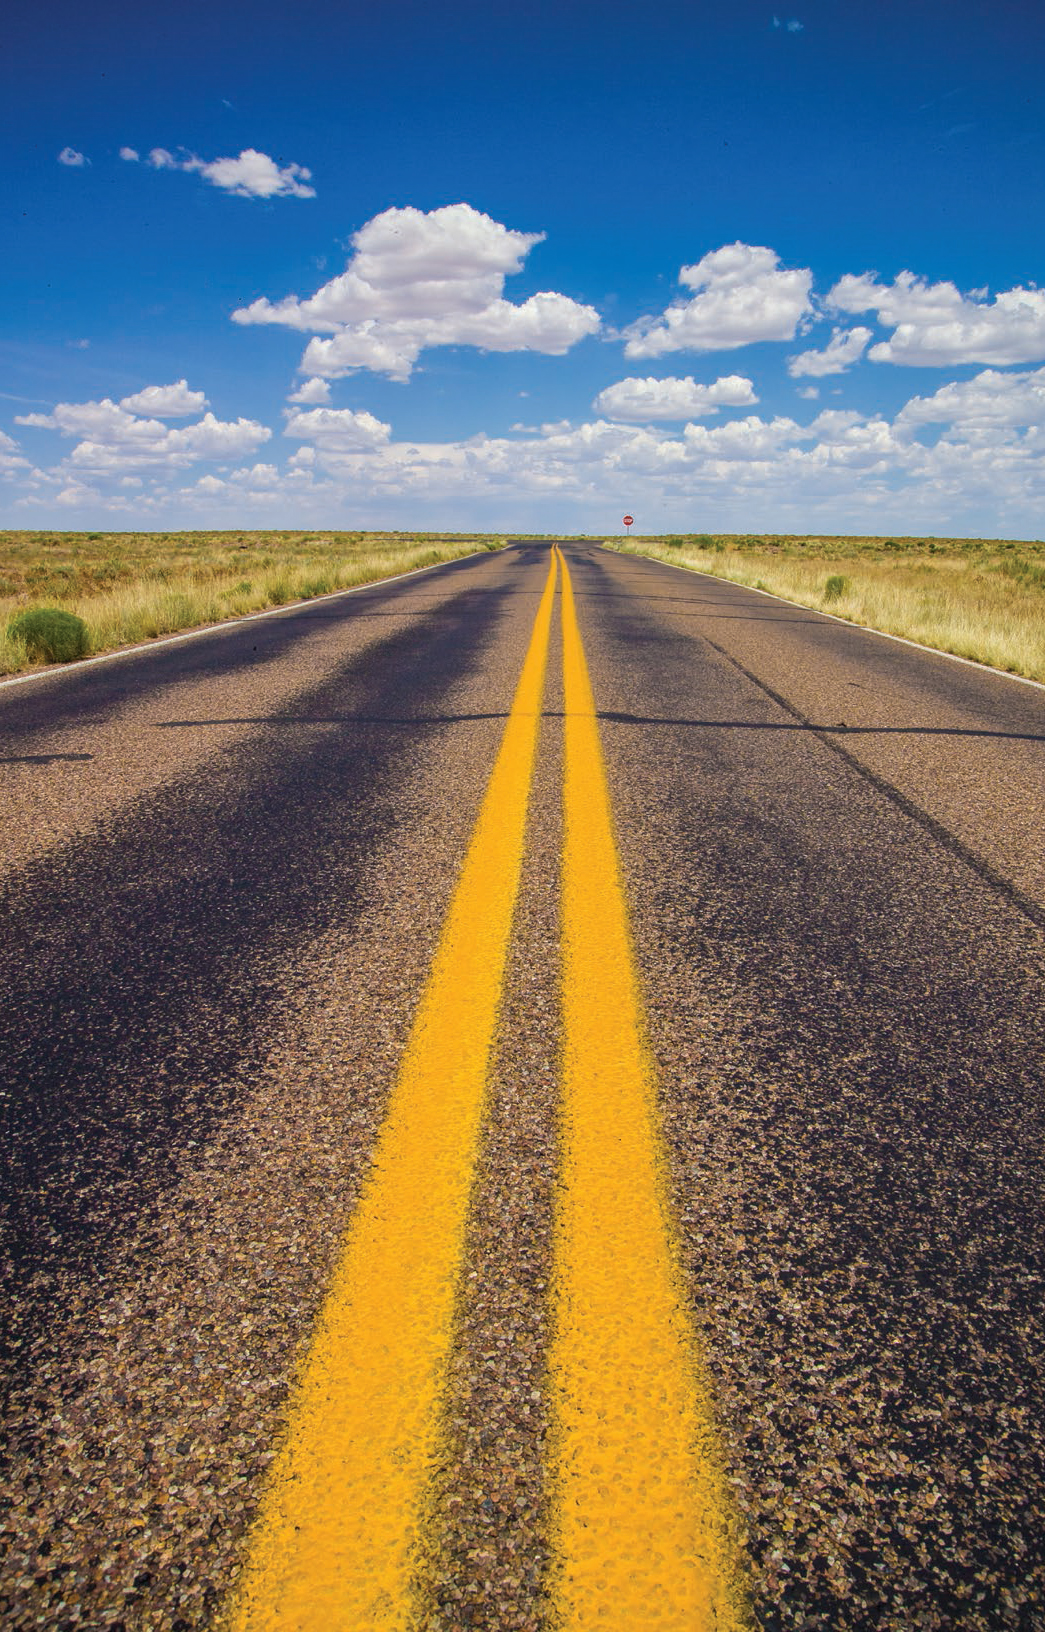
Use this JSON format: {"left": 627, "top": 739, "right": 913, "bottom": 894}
{"left": 1, "top": 540, "right": 1043, "bottom": 1630}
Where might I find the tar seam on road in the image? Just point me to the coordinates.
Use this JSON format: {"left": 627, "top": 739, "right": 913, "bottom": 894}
{"left": 548, "top": 547, "right": 750, "bottom": 1631}
{"left": 700, "top": 631, "right": 1045, "bottom": 932}
{"left": 604, "top": 544, "right": 1045, "bottom": 695}
{"left": 225, "top": 554, "right": 558, "bottom": 1631}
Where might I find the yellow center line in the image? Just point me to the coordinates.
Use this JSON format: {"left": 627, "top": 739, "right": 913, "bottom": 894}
{"left": 550, "top": 546, "right": 749, "bottom": 1630}
{"left": 227, "top": 554, "right": 558, "bottom": 1632}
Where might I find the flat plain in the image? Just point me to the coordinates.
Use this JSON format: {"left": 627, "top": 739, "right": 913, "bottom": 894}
{"left": 0, "top": 530, "right": 499, "bottom": 673}
{"left": 611, "top": 531, "right": 1045, "bottom": 684}
{"left": 3, "top": 529, "right": 1043, "bottom": 685}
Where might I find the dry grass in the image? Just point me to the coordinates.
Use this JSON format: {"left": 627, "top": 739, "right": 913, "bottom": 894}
{"left": 606, "top": 533, "right": 1045, "bottom": 684}
{"left": 7, "top": 529, "right": 1042, "bottom": 685}
{"left": 0, "top": 530, "right": 501, "bottom": 675}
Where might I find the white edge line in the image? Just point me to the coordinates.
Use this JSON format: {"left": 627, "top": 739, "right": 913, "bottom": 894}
{"left": 599, "top": 543, "right": 1045, "bottom": 695}
{"left": 0, "top": 547, "right": 493, "bottom": 693}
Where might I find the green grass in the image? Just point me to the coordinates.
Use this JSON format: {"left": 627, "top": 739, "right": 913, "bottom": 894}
{"left": 605, "top": 533, "right": 1045, "bottom": 684}
{"left": 0, "top": 531, "right": 503, "bottom": 675}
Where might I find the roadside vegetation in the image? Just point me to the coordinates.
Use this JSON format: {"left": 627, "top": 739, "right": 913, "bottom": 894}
{"left": 5, "top": 528, "right": 1041, "bottom": 685}
{"left": 607, "top": 533, "right": 1045, "bottom": 684}
{"left": 0, "top": 531, "right": 501, "bottom": 675}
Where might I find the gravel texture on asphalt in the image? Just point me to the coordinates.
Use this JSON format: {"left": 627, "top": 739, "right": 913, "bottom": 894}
{"left": 0, "top": 568, "right": 523, "bottom": 1366}
{"left": 593, "top": 552, "right": 1045, "bottom": 915}
{"left": 0, "top": 562, "right": 495, "bottom": 877}
{"left": 578, "top": 544, "right": 1045, "bottom": 1630}
{"left": 1, "top": 540, "right": 1043, "bottom": 1631}
{"left": 0, "top": 548, "right": 550, "bottom": 1629}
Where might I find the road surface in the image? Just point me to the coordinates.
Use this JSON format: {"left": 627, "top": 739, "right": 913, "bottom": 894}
{"left": 1, "top": 540, "right": 1043, "bottom": 1630}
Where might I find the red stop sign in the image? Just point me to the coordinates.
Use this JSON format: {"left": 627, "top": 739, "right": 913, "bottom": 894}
{"left": 623, "top": 515, "right": 634, "bottom": 527}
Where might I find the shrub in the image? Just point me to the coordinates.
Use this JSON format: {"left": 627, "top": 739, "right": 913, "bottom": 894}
{"left": 9, "top": 606, "right": 90, "bottom": 663}
{"left": 997, "top": 555, "right": 1045, "bottom": 590}
{"left": 823, "top": 575, "right": 849, "bottom": 601}
{"left": 663, "top": 536, "right": 685, "bottom": 548}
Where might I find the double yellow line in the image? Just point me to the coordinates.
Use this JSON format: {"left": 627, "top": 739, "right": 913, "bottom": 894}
{"left": 229, "top": 549, "right": 747, "bottom": 1632}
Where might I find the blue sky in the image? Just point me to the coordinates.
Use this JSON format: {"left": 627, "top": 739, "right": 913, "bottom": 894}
{"left": 4, "top": 0, "right": 1044, "bottom": 535}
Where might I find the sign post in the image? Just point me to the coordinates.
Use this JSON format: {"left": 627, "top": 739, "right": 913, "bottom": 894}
{"left": 623, "top": 514, "right": 634, "bottom": 534}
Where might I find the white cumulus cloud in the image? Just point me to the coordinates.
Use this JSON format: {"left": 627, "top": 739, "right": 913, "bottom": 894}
{"left": 58, "top": 147, "right": 88, "bottom": 167}
{"left": 54, "top": 482, "right": 101, "bottom": 507}
{"left": 287, "top": 377, "right": 331, "bottom": 405}
{"left": 592, "top": 374, "right": 758, "bottom": 421}
{"left": 119, "top": 146, "right": 139, "bottom": 162}
{"left": 896, "top": 366, "right": 1045, "bottom": 429}
{"left": 119, "top": 380, "right": 209, "bottom": 417}
{"left": 828, "top": 270, "right": 1045, "bottom": 366}
{"left": 229, "top": 462, "right": 282, "bottom": 488}
{"left": 624, "top": 243, "right": 813, "bottom": 360}
{"left": 15, "top": 396, "right": 269, "bottom": 472}
{"left": 141, "top": 145, "right": 315, "bottom": 198}
{"left": 237, "top": 203, "right": 544, "bottom": 330}
{"left": 283, "top": 407, "right": 392, "bottom": 449}
{"left": 788, "top": 326, "right": 872, "bottom": 377}
{"left": 13, "top": 392, "right": 1045, "bottom": 534}
{"left": 193, "top": 149, "right": 315, "bottom": 199}
{"left": 233, "top": 202, "right": 600, "bottom": 381}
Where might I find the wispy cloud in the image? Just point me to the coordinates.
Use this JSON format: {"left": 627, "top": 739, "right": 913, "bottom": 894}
{"left": 918, "top": 88, "right": 962, "bottom": 112}
{"left": 121, "top": 144, "right": 316, "bottom": 199}
{"left": 57, "top": 147, "right": 88, "bottom": 167}
{"left": 0, "top": 391, "right": 53, "bottom": 406}
{"left": 772, "top": 16, "right": 804, "bottom": 33}
{"left": 788, "top": 326, "right": 872, "bottom": 377}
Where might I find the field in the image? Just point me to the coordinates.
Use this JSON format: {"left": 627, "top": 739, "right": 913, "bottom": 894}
{"left": 0, "top": 531, "right": 500, "bottom": 675}
{"left": 3, "top": 530, "right": 1043, "bottom": 685}
{"left": 606, "top": 533, "right": 1045, "bottom": 685}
